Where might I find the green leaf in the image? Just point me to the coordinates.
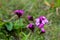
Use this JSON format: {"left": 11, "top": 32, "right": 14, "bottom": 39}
{"left": 14, "top": 18, "right": 27, "bottom": 29}
{"left": 5, "top": 22, "right": 13, "bottom": 31}
{"left": 0, "top": 32, "right": 6, "bottom": 39}
{"left": 0, "top": 21, "right": 4, "bottom": 28}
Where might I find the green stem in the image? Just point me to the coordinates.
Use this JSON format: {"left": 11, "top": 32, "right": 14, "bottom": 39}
{"left": 8, "top": 15, "right": 17, "bottom": 22}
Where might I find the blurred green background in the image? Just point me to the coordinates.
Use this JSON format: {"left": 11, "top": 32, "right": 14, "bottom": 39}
{"left": 0, "top": 0, "right": 60, "bottom": 40}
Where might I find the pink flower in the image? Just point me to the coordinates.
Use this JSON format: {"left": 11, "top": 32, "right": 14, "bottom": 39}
{"left": 27, "top": 15, "right": 33, "bottom": 21}
{"left": 35, "top": 16, "right": 48, "bottom": 27}
{"left": 14, "top": 10, "right": 24, "bottom": 17}
{"left": 27, "top": 23, "right": 34, "bottom": 32}
{"left": 40, "top": 28, "right": 45, "bottom": 33}
{"left": 35, "top": 18, "right": 40, "bottom": 26}
{"left": 39, "top": 24, "right": 44, "bottom": 28}
{"left": 39, "top": 16, "right": 48, "bottom": 24}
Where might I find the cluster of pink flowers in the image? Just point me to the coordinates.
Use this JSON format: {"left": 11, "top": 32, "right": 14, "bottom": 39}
{"left": 14, "top": 10, "right": 48, "bottom": 33}
{"left": 35, "top": 16, "right": 48, "bottom": 33}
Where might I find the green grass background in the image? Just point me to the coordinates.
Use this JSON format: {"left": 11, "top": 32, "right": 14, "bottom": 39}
{"left": 0, "top": 0, "right": 60, "bottom": 40}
